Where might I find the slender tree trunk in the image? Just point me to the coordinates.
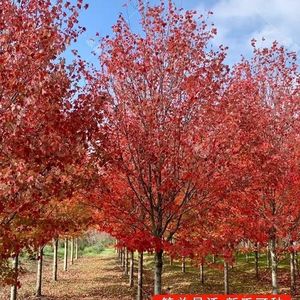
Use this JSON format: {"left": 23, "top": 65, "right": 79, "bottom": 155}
{"left": 182, "top": 257, "right": 186, "bottom": 273}
{"left": 70, "top": 238, "right": 74, "bottom": 265}
{"left": 10, "top": 254, "right": 19, "bottom": 300}
{"left": 290, "top": 244, "right": 296, "bottom": 293}
{"left": 123, "top": 248, "right": 126, "bottom": 269}
{"left": 75, "top": 238, "right": 78, "bottom": 260}
{"left": 269, "top": 235, "right": 278, "bottom": 294}
{"left": 224, "top": 260, "right": 229, "bottom": 294}
{"left": 154, "top": 250, "right": 163, "bottom": 295}
{"left": 53, "top": 238, "right": 58, "bottom": 281}
{"left": 125, "top": 248, "right": 129, "bottom": 275}
{"left": 266, "top": 245, "right": 271, "bottom": 268}
{"left": 254, "top": 248, "right": 259, "bottom": 279}
{"left": 36, "top": 247, "right": 43, "bottom": 297}
{"left": 169, "top": 256, "right": 173, "bottom": 266}
{"left": 212, "top": 255, "right": 216, "bottom": 263}
{"left": 129, "top": 251, "right": 134, "bottom": 287}
{"left": 295, "top": 251, "right": 299, "bottom": 276}
{"left": 200, "top": 263, "right": 204, "bottom": 284}
{"left": 64, "top": 238, "right": 68, "bottom": 271}
{"left": 137, "top": 252, "right": 143, "bottom": 300}
{"left": 121, "top": 249, "right": 123, "bottom": 263}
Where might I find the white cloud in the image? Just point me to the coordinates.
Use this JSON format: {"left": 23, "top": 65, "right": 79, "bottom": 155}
{"left": 197, "top": 0, "right": 300, "bottom": 63}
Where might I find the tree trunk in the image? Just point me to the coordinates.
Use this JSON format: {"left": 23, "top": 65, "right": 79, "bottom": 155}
{"left": 137, "top": 252, "right": 143, "bottom": 300}
{"left": 36, "top": 247, "right": 43, "bottom": 297}
{"left": 224, "top": 260, "right": 229, "bottom": 294}
{"left": 266, "top": 245, "right": 271, "bottom": 268}
{"left": 182, "top": 257, "right": 186, "bottom": 273}
{"left": 254, "top": 248, "right": 259, "bottom": 279}
{"left": 125, "top": 248, "right": 129, "bottom": 275}
{"left": 70, "top": 238, "right": 74, "bottom": 265}
{"left": 295, "top": 251, "right": 299, "bottom": 276}
{"left": 290, "top": 246, "right": 296, "bottom": 293}
{"left": 64, "top": 238, "right": 68, "bottom": 271}
{"left": 121, "top": 248, "right": 125, "bottom": 268}
{"left": 129, "top": 251, "right": 134, "bottom": 287}
{"left": 53, "top": 238, "right": 58, "bottom": 281}
{"left": 10, "top": 254, "right": 19, "bottom": 300}
{"left": 154, "top": 250, "right": 163, "bottom": 295}
{"left": 200, "top": 263, "right": 204, "bottom": 284}
{"left": 269, "top": 235, "right": 278, "bottom": 294}
{"left": 75, "top": 238, "right": 78, "bottom": 260}
{"left": 212, "top": 255, "right": 216, "bottom": 263}
{"left": 115, "top": 240, "right": 118, "bottom": 254}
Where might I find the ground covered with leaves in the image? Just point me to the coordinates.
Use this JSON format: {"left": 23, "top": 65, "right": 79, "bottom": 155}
{"left": 1, "top": 249, "right": 299, "bottom": 299}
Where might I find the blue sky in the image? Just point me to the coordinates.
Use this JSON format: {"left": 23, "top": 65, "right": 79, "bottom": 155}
{"left": 71, "top": 0, "right": 300, "bottom": 66}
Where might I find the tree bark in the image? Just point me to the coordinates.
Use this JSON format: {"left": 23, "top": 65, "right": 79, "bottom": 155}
{"left": 125, "top": 248, "right": 129, "bottom": 275}
{"left": 169, "top": 256, "right": 173, "bottom": 266}
{"left": 121, "top": 248, "right": 125, "bottom": 268}
{"left": 200, "top": 263, "right": 204, "bottom": 284}
{"left": 137, "top": 252, "right": 143, "bottom": 300}
{"left": 182, "top": 257, "right": 186, "bottom": 273}
{"left": 129, "top": 251, "right": 134, "bottom": 287}
{"left": 75, "top": 238, "right": 78, "bottom": 260}
{"left": 290, "top": 244, "right": 296, "bottom": 293}
{"left": 224, "top": 260, "right": 229, "bottom": 294}
{"left": 254, "top": 243, "right": 259, "bottom": 279}
{"left": 154, "top": 250, "right": 163, "bottom": 295}
{"left": 36, "top": 247, "right": 43, "bottom": 297}
{"left": 70, "top": 237, "right": 74, "bottom": 265}
{"left": 266, "top": 245, "right": 271, "bottom": 268}
{"left": 212, "top": 255, "right": 216, "bottom": 263}
{"left": 295, "top": 251, "right": 299, "bottom": 276}
{"left": 10, "top": 254, "right": 19, "bottom": 300}
{"left": 64, "top": 238, "right": 68, "bottom": 271}
{"left": 269, "top": 235, "right": 278, "bottom": 294}
{"left": 53, "top": 238, "right": 58, "bottom": 281}
{"left": 115, "top": 240, "right": 118, "bottom": 254}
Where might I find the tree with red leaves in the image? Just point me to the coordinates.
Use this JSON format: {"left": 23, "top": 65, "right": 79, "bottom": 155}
{"left": 218, "top": 42, "right": 300, "bottom": 294}
{"left": 91, "top": 0, "right": 228, "bottom": 294}
{"left": 0, "top": 0, "right": 99, "bottom": 291}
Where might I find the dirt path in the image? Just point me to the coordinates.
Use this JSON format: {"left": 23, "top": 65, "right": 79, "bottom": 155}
{"left": 1, "top": 249, "right": 139, "bottom": 300}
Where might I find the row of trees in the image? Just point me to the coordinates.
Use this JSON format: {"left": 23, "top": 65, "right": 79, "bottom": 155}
{"left": 2, "top": 0, "right": 300, "bottom": 299}
{"left": 13, "top": 237, "right": 80, "bottom": 299}
{"left": 0, "top": 0, "right": 97, "bottom": 297}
